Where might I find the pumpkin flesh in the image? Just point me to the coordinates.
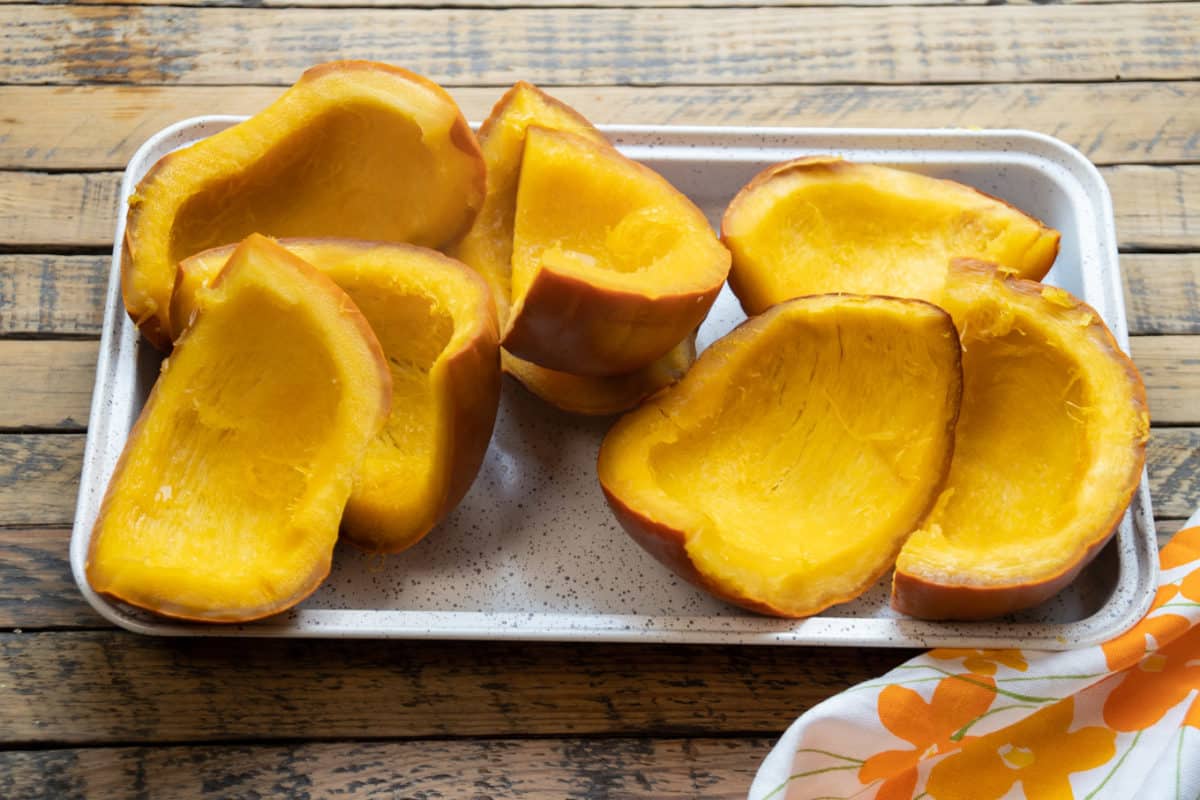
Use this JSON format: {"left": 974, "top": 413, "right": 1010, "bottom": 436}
{"left": 721, "top": 158, "right": 1061, "bottom": 316}
{"left": 173, "top": 239, "right": 500, "bottom": 554}
{"left": 452, "top": 83, "right": 697, "bottom": 409}
{"left": 893, "top": 260, "right": 1150, "bottom": 619}
{"left": 123, "top": 60, "right": 485, "bottom": 347}
{"left": 505, "top": 127, "right": 730, "bottom": 376}
{"left": 87, "top": 235, "right": 391, "bottom": 621}
{"left": 599, "top": 295, "right": 962, "bottom": 617}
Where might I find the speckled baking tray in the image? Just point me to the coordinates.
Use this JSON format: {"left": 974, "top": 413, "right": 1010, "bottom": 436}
{"left": 70, "top": 120, "right": 1157, "bottom": 647}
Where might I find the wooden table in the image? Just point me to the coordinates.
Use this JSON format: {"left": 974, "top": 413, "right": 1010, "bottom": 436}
{"left": 2, "top": 2, "right": 1197, "bottom": 796}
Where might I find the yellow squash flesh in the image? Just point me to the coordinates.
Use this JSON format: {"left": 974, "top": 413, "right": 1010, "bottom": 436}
{"left": 173, "top": 238, "right": 501, "bottom": 554}
{"left": 123, "top": 60, "right": 485, "bottom": 348}
{"left": 599, "top": 295, "right": 963, "bottom": 617}
{"left": 506, "top": 127, "right": 730, "bottom": 375}
{"left": 452, "top": 82, "right": 692, "bottom": 411}
{"left": 893, "top": 260, "right": 1150, "bottom": 620}
{"left": 721, "top": 157, "right": 1061, "bottom": 316}
{"left": 87, "top": 235, "right": 391, "bottom": 622}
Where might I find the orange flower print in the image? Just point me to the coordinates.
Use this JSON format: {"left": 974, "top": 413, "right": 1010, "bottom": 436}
{"left": 1159, "top": 526, "right": 1200, "bottom": 570}
{"left": 928, "top": 648, "right": 1028, "bottom": 676}
{"left": 1101, "top": 584, "right": 1190, "bottom": 671}
{"left": 858, "top": 675, "right": 996, "bottom": 800}
{"left": 927, "top": 696, "right": 1115, "bottom": 800}
{"left": 1103, "top": 624, "right": 1200, "bottom": 731}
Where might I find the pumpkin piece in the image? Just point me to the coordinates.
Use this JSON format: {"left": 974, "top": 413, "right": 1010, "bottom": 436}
{"left": 721, "top": 157, "right": 1061, "bottom": 316}
{"left": 86, "top": 235, "right": 391, "bottom": 622}
{"left": 452, "top": 81, "right": 608, "bottom": 329}
{"left": 450, "top": 83, "right": 697, "bottom": 409}
{"left": 123, "top": 60, "right": 485, "bottom": 348}
{"left": 892, "top": 260, "right": 1150, "bottom": 620}
{"left": 505, "top": 127, "right": 731, "bottom": 376}
{"left": 172, "top": 238, "right": 500, "bottom": 554}
{"left": 502, "top": 332, "right": 696, "bottom": 416}
{"left": 598, "top": 295, "right": 962, "bottom": 617}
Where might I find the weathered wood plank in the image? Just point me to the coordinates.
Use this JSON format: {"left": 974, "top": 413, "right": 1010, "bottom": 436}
{"left": 1, "top": 337, "right": 1195, "bottom": 430}
{"left": 4, "top": 253, "right": 1195, "bottom": 338}
{"left": 0, "top": 341, "right": 95, "bottom": 430}
{"left": 0, "top": 172, "right": 120, "bottom": 249}
{"left": 0, "top": 630, "right": 911, "bottom": 742}
{"left": 20, "top": 0, "right": 1182, "bottom": 6}
{"left": 1107, "top": 165, "right": 1200, "bottom": 251}
{"left": 4, "top": 4, "right": 1198, "bottom": 86}
{"left": 0, "top": 435, "right": 83, "bottom": 526}
{"left": 4, "top": 83, "right": 1200, "bottom": 170}
{"left": 0, "top": 738, "right": 769, "bottom": 800}
{"left": 2, "top": 427, "right": 1195, "bottom": 527}
{"left": 0, "top": 255, "right": 108, "bottom": 336}
{"left": 1123, "top": 254, "right": 1200, "bottom": 335}
{"left": 4, "top": 165, "right": 1199, "bottom": 250}
{"left": 0, "top": 528, "right": 101, "bottom": 628}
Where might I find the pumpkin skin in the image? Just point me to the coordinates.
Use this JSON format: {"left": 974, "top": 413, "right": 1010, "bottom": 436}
{"left": 86, "top": 235, "right": 391, "bottom": 622}
{"left": 892, "top": 260, "right": 1150, "bottom": 620}
{"left": 504, "top": 127, "right": 730, "bottom": 376}
{"left": 502, "top": 333, "right": 696, "bottom": 416}
{"left": 122, "top": 60, "right": 485, "bottom": 348}
{"left": 452, "top": 81, "right": 699, "bottom": 410}
{"left": 598, "top": 294, "right": 963, "bottom": 618}
{"left": 172, "top": 238, "right": 500, "bottom": 555}
{"left": 721, "top": 157, "right": 1061, "bottom": 316}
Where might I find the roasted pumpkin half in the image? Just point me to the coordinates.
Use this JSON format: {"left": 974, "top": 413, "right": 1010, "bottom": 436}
{"left": 721, "top": 157, "right": 1061, "bottom": 316}
{"left": 87, "top": 235, "right": 391, "bottom": 622}
{"left": 452, "top": 83, "right": 698, "bottom": 410}
{"left": 123, "top": 60, "right": 485, "bottom": 348}
{"left": 502, "top": 333, "right": 696, "bottom": 416}
{"left": 505, "top": 127, "right": 730, "bottom": 376}
{"left": 893, "top": 260, "right": 1150, "bottom": 620}
{"left": 598, "top": 295, "right": 963, "bottom": 617}
{"left": 172, "top": 238, "right": 501, "bottom": 554}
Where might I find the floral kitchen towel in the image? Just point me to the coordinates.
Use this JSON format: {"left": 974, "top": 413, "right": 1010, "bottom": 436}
{"left": 750, "top": 521, "right": 1200, "bottom": 800}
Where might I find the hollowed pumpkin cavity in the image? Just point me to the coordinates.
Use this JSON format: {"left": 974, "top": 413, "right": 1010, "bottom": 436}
{"left": 599, "top": 295, "right": 962, "bottom": 617}
{"left": 721, "top": 158, "right": 1061, "bottom": 316}
{"left": 86, "top": 235, "right": 391, "bottom": 622}
{"left": 893, "top": 260, "right": 1150, "bottom": 620}
{"left": 504, "top": 127, "right": 730, "bottom": 376}
{"left": 173, "top": 238, "right": 501, "bottom": 554}
{"left": 123, "top": 61, "right": 485, "bottom": 347}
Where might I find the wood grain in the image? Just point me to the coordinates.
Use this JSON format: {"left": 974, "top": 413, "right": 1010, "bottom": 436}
{"left": 0, "top": 341, "right": 96, "bottom": 430}
{"left": 3, "top": 428, "right": 1194, "bottom": 527}
{"left": 4, "top": 253, "right": 1195, "bottom": 338}
{"left": 0, "top": 435, "right": 83, "bottom": 526}
{"left": 1123, "top": 254, "right": 1200, "bottom": 334}
{"left": 4, "top": 4, "right": 1198, "bottom": 86}
{"left": 23, "top": 0, "right": 1182, "bottom": 7}
{"left": 4, "top": 165, "right": 1199, "bottom": 250}
{"left": 0, "top": 631, "right": 912, "bottom": 742}
{"left": 4, "top": 82, "right": 1200, "bottom": 170}
{"left": 0, "top": 738, "right": 769, "bottom": 800}
{"left": 1129, "top": 336, "right": 1200, "bottom": 425}
{"left": 0, "top": 528, "right": 102, "bottom": 628}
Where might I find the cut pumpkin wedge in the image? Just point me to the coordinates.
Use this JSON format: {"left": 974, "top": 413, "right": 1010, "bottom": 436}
{"left": 452, "top": 82, "right": 696, "bottom": 410}
{"left": 86, "top": 235, "right": 391, "bottom": 622}
{"left": 598, "top": 295, "right": 963, "bottom": 617}
{"left": 504, "top": 127, "right": 730, "bottom": 376}
{"left": 123, "top": 60, "right": 485, "bottom": 348}
{"left": 892, "top": 260, "right": 1150, "bottom": 620}
{"left": 721, "top": 157, "right": 1061, "bottom": 316}
{"left": 173, "top": 238, "right": 501, "bottom": 554}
